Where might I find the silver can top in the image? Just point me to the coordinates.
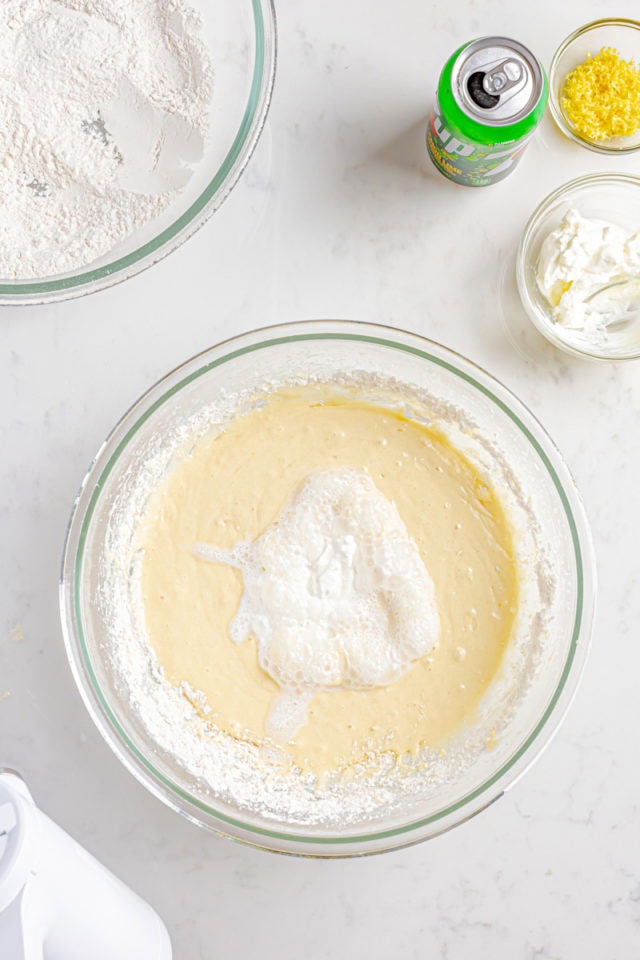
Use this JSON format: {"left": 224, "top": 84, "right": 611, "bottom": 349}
{"left": 452, "top": 37, "right": 544, "bottom": 126}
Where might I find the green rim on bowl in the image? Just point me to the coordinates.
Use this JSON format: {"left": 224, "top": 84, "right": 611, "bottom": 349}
{"left": 60, "top": 321, "right": 596, "bottom": 856}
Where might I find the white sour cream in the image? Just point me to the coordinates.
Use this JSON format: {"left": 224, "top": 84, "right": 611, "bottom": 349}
{"left": 536, "top": 208, "right": 640, "bottom": 334}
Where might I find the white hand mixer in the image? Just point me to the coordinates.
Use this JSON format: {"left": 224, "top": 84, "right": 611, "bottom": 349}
{"left": 0, "top": 769, "right": 172, "bottom": 960}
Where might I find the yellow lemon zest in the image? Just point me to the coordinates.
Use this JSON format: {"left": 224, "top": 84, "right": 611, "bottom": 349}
{"left": 561, "top": 46, "right": 640, "bottom": 141}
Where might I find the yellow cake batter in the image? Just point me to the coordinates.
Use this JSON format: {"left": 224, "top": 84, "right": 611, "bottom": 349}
{"left": 137, "top": 387, "right": 518, "bottom": 775}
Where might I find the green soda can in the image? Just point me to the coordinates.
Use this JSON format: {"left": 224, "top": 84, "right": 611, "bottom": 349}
{"left": 427, "top": 37, "right": 548, "bottom": 187}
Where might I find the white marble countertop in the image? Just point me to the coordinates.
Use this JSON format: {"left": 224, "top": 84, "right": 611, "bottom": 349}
{"left": 2, "top": 1, "right": 640, "bottom": 957}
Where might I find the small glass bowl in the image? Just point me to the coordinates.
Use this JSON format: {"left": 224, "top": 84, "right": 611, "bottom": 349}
{"left": 517, "top": 173, "right": 640, "bottom": 361}
{"left": 549, "top": 18, "right": 640, "bottom": 153}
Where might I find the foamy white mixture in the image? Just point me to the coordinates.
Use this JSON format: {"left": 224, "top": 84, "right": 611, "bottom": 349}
{"left": 0, "top": 0, "right": 212, "bottom": 278}
{"left": 537, "top": 208, "right": 640, "bottom": 337}
{"left": 194, "top": 468, "right": 440, "bottom": 741}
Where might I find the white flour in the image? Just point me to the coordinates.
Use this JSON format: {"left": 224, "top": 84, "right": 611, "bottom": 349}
{"left": 0, "top": 0, "right": 213, "bottom": 279}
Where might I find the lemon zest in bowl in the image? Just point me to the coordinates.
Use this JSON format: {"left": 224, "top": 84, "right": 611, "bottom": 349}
{"left": 561, "top": 46, "right": 640, "bottom": 141}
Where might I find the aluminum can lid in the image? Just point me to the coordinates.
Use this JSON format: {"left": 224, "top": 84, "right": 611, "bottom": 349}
{"left": 452, "top": 37, "right": 545, "bottom": 127}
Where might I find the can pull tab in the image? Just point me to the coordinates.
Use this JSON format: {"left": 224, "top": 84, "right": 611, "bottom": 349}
{"left": 483, "top": 58, "right": 523, "bottom": 96}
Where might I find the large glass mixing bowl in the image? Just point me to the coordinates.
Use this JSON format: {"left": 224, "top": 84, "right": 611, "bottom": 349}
{"left": 0, "top": 0, "right": 276, "bottom": 304}
{"left": 60, "top": 321, "right": 596, "bottom": 856}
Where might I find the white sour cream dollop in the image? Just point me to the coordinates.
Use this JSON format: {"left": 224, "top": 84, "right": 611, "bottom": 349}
{"left": 536, "top": 208, "right": 640, "bottom": 334}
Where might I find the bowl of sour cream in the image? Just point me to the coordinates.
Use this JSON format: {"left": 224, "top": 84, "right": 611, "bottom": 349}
{"left": 517, "top": 172, "right": 640, "bottom": 360}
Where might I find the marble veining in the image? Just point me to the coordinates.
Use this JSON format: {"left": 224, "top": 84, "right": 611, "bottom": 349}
{"left": 2, "top": 1, "right": 640, "bottom": 957}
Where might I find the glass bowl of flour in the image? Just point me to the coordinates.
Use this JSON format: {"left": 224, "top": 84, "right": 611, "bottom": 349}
{"left": 60, "top": 321, "right": 595, "bottom": 856}
{"left": 0, "top": 0, "right": 276, "bottom": 304}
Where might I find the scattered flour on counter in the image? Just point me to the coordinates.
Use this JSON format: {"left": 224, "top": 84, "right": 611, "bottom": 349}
{"left": 0, "top": 0, "right": 213, "bottom": 279}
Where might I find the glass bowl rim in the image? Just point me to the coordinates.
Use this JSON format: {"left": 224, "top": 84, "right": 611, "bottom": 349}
{"left": 549, "top": 17, "right": 640, "bottom": 155}
{"left": 0, "top": 0, "right": 277, "bottom": 304}
{"left": 516, "top": 171, "right": 640, "bottom": 361}
{"left": 59, "top": 319, "right": 596, "bottom": 855}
